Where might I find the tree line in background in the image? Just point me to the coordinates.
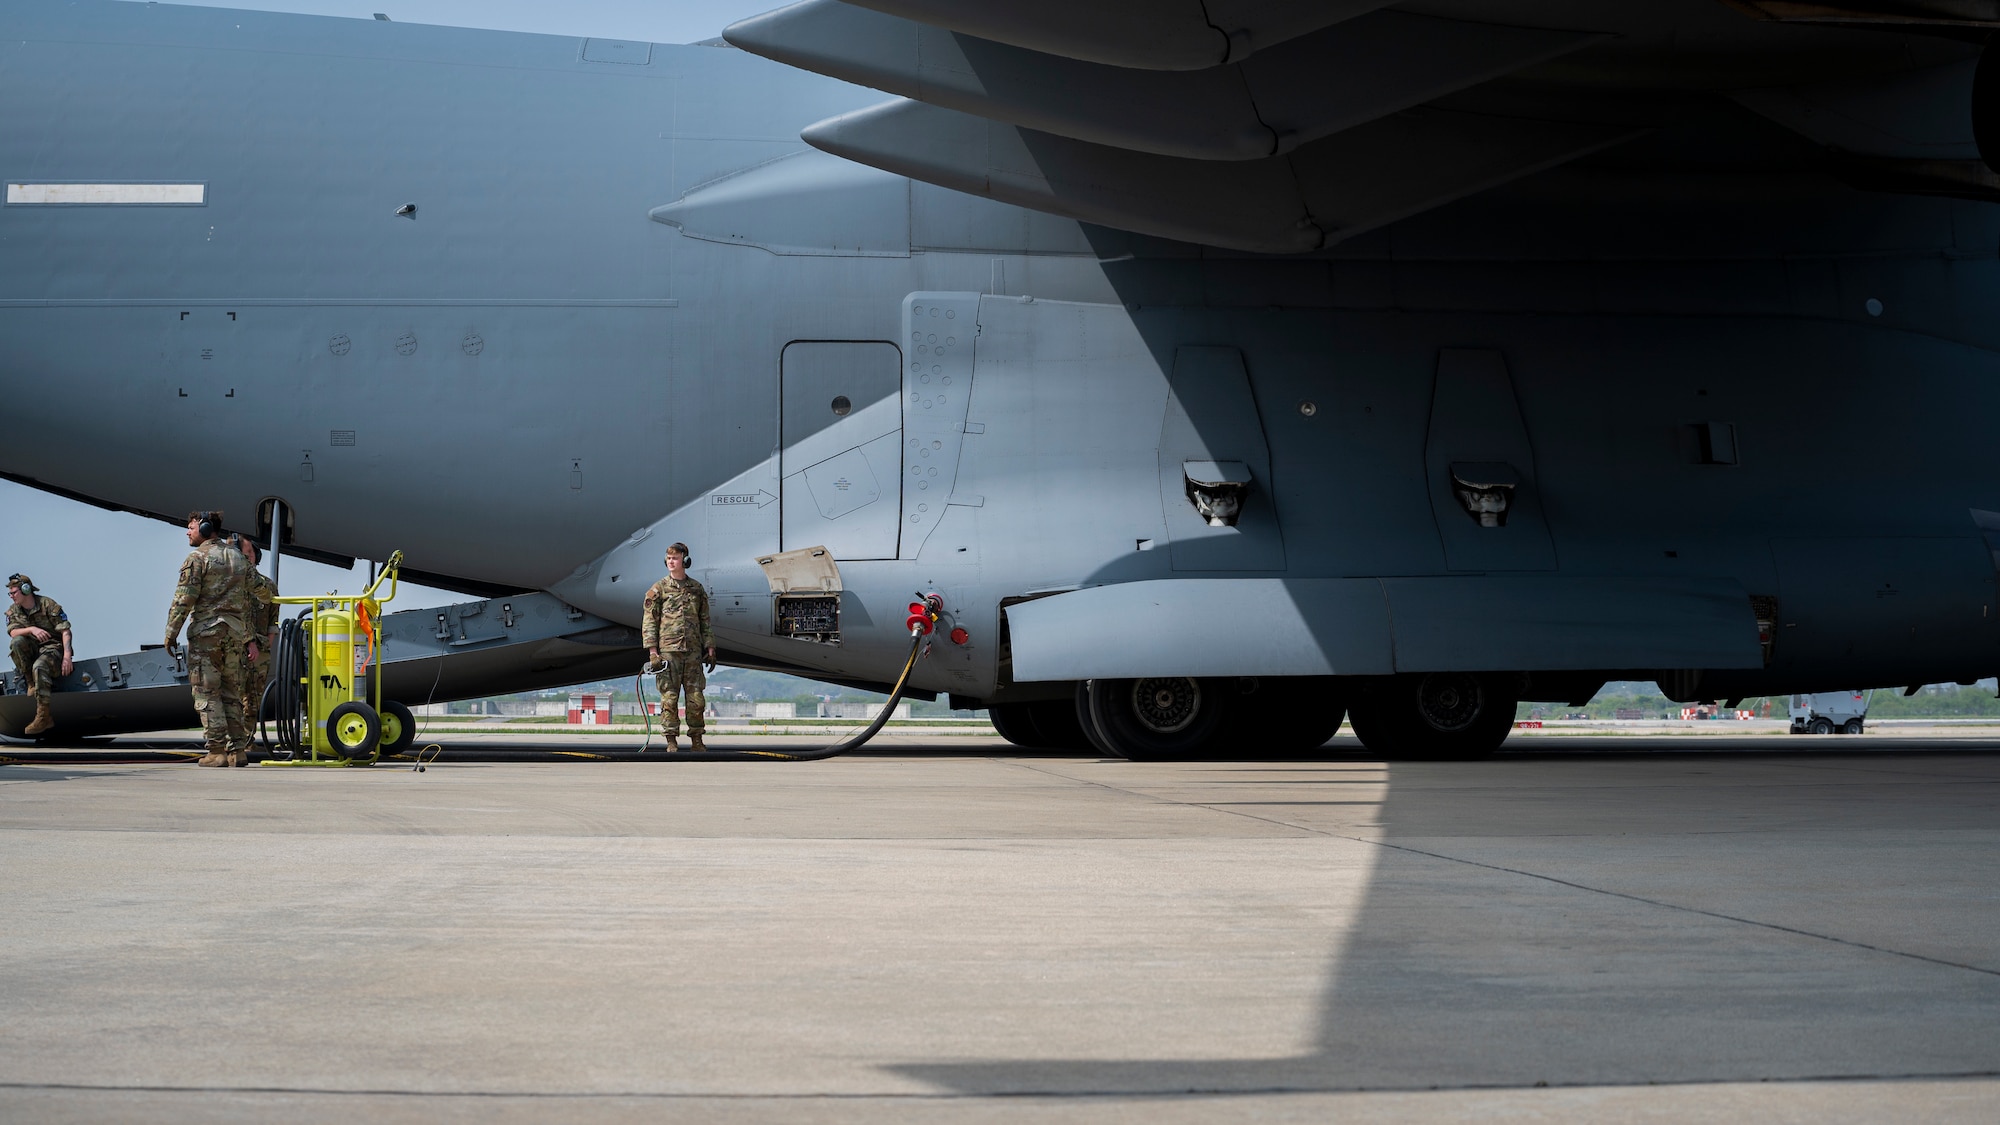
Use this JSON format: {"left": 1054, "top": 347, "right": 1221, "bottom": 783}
{"left": 1519, "top": 680, "right": 2000, "bottom": 720}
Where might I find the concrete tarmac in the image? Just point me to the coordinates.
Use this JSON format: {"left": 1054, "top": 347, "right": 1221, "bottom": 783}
{"left": 2, "top": 732, "right": 1997, "bottom": 1122}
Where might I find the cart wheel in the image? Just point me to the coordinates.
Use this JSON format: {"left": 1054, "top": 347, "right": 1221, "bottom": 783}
{"left": 326, "top": 701, "right": 381, "bottom": 758}
{"left": 1809, "top": 717, "right": 1834, "bottom": 735}
{"left": 380, "top": 700, "right": 417, "bottom": 756}
{"left": 1842, "top": 718, "right": 1864, "bottom": 735}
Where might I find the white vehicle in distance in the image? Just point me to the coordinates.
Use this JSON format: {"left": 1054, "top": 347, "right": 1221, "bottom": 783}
{"left": 1790, "top": 691, "right": 1871, "bottom": 735}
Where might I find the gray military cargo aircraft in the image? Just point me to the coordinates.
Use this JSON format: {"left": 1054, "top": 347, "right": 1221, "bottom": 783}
{"left": 5, "top": 0, "right": 2000, "bottom": 758}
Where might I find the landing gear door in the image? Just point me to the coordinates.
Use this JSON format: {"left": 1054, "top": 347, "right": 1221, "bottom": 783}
{"left": 780, "top": 341, "right": 903, "bottom": 560}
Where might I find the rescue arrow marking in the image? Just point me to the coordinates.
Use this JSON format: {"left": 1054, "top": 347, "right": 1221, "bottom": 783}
{"left": 711, "top": 490, "right": 778, "bottom": 509}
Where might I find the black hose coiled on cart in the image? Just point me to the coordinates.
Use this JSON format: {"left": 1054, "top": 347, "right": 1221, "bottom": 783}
{"left": 260, "top": 613, "right": 309, "bottom": 755}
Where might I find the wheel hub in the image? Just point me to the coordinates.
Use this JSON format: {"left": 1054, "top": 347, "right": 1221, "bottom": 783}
{"left": 1130, "top": 678, "right": 1200, "bottom": 735}
{"left": 1414, "top": 673, "right": 1484, "bottom": 733}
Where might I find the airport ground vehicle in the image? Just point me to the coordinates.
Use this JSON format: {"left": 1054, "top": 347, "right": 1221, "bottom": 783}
{"left": 1790, "top": 691, "right": 1872, "bottom": 735}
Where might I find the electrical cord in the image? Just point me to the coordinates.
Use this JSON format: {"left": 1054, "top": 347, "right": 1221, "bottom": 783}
{"left": 637, "top": 664, "right": 658, "bottom": 754}
{"left": 405, "top": 655, "right": 447, "bottom": 772}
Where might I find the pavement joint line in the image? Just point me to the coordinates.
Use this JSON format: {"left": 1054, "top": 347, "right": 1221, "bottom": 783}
{"left": 1777, "top": 758, "right": 2000, "bottom": 783}
{"left": 1340, "top": 837, "right": 2000, "bottom": 980}
{"left": 1034, "top": 766, "right": 2000, "bottom": 979}
{"left": 996, "top": 759, "right": 1330, "bottom": 836}
{"left": 1001, "top": 761, "right": 1350, "bottom": 839}
{"left": 3, "top": 1071, "right": 1998, "bottom": 1101}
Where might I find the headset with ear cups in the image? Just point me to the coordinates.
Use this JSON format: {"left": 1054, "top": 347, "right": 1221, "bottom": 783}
{"left": 196, "top": 512, "right": 219, "bottom": 540}
{"left": 6, "top": 573, "right": 33, "bottom": 599}
{"left": 665, "top": 548, "right": 690, "bottom": 567}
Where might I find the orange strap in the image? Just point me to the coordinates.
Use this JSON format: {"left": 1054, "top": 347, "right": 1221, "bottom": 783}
{"left": 356, "top": 602, "right": 377, "bottom": 667}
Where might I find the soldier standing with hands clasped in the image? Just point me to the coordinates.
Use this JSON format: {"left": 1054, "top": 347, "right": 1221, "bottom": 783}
{"left": 642, "top": 542, "right": 714, "bottom": 752}
{"left": 166, "top": 511, "right": 256, "bottom": 768}
{"left": 7, "top": 574, "right": 73, "bottom": 737}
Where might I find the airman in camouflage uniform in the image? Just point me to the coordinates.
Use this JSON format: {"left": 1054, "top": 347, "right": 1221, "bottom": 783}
{"left": 166, "top": 511, "right": 256, "bottom": 768}
{"left": 641, "top": 542, "right": 714, "bottom": 752}
{"left": 6, "top": 574, "right": 73, "bottom": 737}
{"left": 233, "top": 535, "right": 279, "bottom": 728}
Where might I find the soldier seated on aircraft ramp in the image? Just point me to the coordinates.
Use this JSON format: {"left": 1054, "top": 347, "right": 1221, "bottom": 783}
{"left": 6, "top": 573, "right": 73, "bottom": 737}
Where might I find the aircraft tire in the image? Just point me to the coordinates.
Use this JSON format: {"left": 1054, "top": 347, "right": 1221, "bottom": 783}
{"left": 1227, "top": 678, "right": 1346, "bottom": 757}
{"left": 379, "top": 700, "right": 417, "bottom": 756}
{"left": 1025, "top": 698, "right": 1095, "bottom": 751}
{"left": 1074, "top": 682, "right": 1121, "bottom": 757}
{"left": 1267, "top": 707, "right": 1346, "bottom": 756}
{"left": 1346, "top": 673, "right": 1515, "bottom": 760}
{"left": 1088, "top": 676, "right": 1226, "bottom": 761}
{"left": 987, "top": 702, "right": 1046, "bottom": 749}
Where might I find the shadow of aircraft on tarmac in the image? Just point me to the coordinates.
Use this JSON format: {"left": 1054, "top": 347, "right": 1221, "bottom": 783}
{"left": 890, "top": 744, "right": 2000, "bottom": 1096}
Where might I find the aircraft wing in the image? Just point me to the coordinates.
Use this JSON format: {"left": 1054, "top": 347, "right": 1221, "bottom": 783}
{"left": 725, "top": 1, "right": 1994, "bottom": 253}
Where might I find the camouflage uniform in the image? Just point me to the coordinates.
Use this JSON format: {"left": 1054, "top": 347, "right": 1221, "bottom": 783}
{"left": 166, "top": 538, "right": 254, "bottom": 763}
{"left": 642, "top": 575, "right": 713, "bottom": 740}
{"left": 6, "top": 589, "right": 70, "bottom": 703}
{"left": 243, "top": 569, "right": 279, "bottom": 723}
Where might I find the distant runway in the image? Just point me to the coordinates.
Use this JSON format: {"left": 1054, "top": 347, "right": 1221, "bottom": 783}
{"left": 1, "top": 736, "right": 1995, "bottom": 1123}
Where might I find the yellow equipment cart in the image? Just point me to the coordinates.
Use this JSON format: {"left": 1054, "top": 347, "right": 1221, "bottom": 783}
{"left": 262, "top": 550, "right": 416, "bottom": 766}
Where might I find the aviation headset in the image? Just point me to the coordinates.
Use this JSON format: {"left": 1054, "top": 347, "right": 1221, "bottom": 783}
{"left": 6, "top": 573, "right": 33, "bottom": 598}
{"left": 195, "top": 511, "right": 220, "bottom": 540}
{"left": 665, "top": 546, "right": 691, "bottom": 567}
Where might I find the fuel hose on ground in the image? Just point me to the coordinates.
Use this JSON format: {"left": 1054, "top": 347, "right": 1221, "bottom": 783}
{"left": 633, "top": 628, "right": 926, "bottom": 760}
{"left": 632, "top": 596, "right": 939, "bottom": 761}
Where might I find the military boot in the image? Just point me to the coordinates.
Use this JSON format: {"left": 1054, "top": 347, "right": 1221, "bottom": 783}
{"left": 22, "top": 698, "right": 54, "bottom": 737}
{"left": 227, "top": 746, "right": 250, "bottom": 767}
{"left": 688, "top": 731, "right": 706, "bottom": 753}
{"left": 196, "top": 750, "right": 226, "bottom": 767}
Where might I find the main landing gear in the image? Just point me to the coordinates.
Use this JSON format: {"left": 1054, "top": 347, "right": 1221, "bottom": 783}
{"left": 1344, "top": 673, "right": 1518, "bottom": 761}
{"left": 987, "top": 673, "right": 1521, "bottom": 761}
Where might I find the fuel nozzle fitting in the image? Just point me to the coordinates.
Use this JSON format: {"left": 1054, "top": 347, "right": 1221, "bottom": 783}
{"left": 906, "top": 592, "right": 944, "bottom": 637}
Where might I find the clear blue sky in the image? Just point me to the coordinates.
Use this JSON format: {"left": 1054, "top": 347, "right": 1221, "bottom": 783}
{"left": 1, "top": 1, "right": 775, "bottom": 653}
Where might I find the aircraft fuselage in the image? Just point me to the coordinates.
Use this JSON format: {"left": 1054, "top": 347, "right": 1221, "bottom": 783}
{"left": 6, "top": 3, "right": 1999, "bottom": 740}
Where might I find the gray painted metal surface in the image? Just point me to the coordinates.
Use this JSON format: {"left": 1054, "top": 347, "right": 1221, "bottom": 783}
{"left": 4, "top": 2, "right": 2000, "bottom": 741}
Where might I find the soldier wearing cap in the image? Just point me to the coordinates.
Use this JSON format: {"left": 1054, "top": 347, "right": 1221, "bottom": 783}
{"left": 641, "top": 542, "right": 714, "bottom": 752}
{"left": 6, "top": 574, "right": 73, "bottom": 737}
{"left": 166, "top": 510, "right": 256, "bottom": 768}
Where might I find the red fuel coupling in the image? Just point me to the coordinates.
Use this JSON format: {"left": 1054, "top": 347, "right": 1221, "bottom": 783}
{"left": 906, "top": 592, "right": 943, "bottom": 636}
